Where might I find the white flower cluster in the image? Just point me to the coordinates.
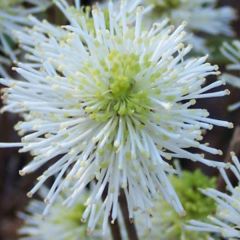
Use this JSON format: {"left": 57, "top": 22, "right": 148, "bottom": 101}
{"left": 187, "top": 153, "right": 240, "bottom": 239}
{"left": 0, "top": 0, "right": 50, "bottom": 77}
{"left": 221, "top": 40, "right": 240, "bottom": 111}
{"left": 19, "top": 187, "right": 108, "bottom": 240}
{"left": 145, "top": 0, "right": 236, "bottom": 52}
{"left": 0, "top": 0, "right": 233, "bottom": 234}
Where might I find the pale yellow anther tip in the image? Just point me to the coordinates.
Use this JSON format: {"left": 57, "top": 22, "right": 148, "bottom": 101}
{"left": 218, "top": 150, "right": 223, "bottom": 155}
{"left": 190, "top": 99, "right": 196, "bottom": 105}
{"left": 137, "top": 5, "right": 144, "bottom": 12}
{"left": 214, "top": 65, "right": 219, "bottom": 70}
{"left": 180, "top": 210, "right": 187, "bottom": 217}
{"left": 225, "top": 162, "right": 232, "bottom": 169}
{"left": 208, "top": 125, "right": 213, "bottom": 130}
{"left": 230, "top": 151, "right": 236, "bottom": 157}
{"left": 27, "top": 192, "right": 33, "bottom": 198}
{"left": 225, "top": 89, "right": 230, "bottom": 95}
{"left": 181, "top": 21, "right": 187, "bottom": 27}
{"left": 19, "top": 170, "right": 25, "bottom": 176}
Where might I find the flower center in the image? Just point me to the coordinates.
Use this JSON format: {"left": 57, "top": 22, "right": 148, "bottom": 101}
{"left": 108, "top": 51, "right": 138, "bottom": 99}
{"left": 82, "top": 50, "right": 151, "bottom": 122}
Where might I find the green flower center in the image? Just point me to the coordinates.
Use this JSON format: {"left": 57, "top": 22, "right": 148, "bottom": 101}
{"left": 81, "top": 50, "right": 151, "bottom": 122}
{"left": 108, "top": 51, "right": 139, "bottom": 99}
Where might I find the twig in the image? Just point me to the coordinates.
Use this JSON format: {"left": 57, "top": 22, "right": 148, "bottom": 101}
{"left": 217, "top": 125, "right": 240, "bottom": 191}
{"left": 102, "top": 186, "right": 122, "bottom": 240}
{"left": 109, "top": 217, "right": 122, "bottom": 240}
{"left": 119, "top": 190, "right": 139, "bottom": 240}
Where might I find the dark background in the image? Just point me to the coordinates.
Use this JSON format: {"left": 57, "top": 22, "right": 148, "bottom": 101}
{"left": 0, "top": 0, "right": 239, "bottom": 239}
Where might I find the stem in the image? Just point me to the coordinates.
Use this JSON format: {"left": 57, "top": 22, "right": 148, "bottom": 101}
{"left": 109, "top": 218, "right": 122, "bottom": 240}
{"left": 102, "top": 185, "right": 122, "bottom": 240}
{"left": 119, "top": 190, "right": 139, "bottom": 240}
{"left": 217, "top": 125, "right": 240, "bottom": 191}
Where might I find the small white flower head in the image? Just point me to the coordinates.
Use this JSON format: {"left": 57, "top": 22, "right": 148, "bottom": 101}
{"left": 0, "top": 0, "right": 50, "bottom": 76}
{"left": 187, "top": 153, "right": 240, "bottom": 239}
{"left": 221, "top": 41, "right": 240, "bottom": 111}
{"left": 136, "top": 170, "right": 217, "bottom": 240}
{"left": 16, "top": 0, "right": 150, "bottom": 65}
{"left": 19, "top": 187, "right": 107, "bottom": 240}
{"left": 145, "top": 0, "right": 236, "bottom": 52}
{"left": 58, "top": 0, "right": 152, "bottom": 26}
{"left": 0, "top": 0, "right": 233, "bottom": 234}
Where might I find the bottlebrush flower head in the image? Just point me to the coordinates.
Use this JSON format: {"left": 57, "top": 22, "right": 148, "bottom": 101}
{"left": 145, "top": 0, "right": 236, "bottom": 53}
{"left": 19, "top": 187, "right": 107, "bottom": 240}
{"left": 137, "top": 170, "right": 217, "bottom": 240}
{"left": 57, "top": 0, "right": 152, "bottom": 29}
{"left": 221, "top": 40, "right": 240, "bottom": 111}
{"left": 187, "top": 153, "right": 240, "bottom": 239}
{"left": 0, "top": 0, "right": 50, "bottom": 77}
{"left": 0, "top": 0, "right": 233, "bottom": 234}
{"left": 16, "top": 0, "right": 152, "bottom": 66}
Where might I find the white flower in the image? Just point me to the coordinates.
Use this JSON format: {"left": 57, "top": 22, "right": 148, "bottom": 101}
{"left": 16, "top": 0, "right": 152, "bottom": 66}
{"left": 221, "top": 41, "right": 240, "bottom": 111}
{"left": 145, "top": 0, "right": 236, "bottom": 53}
{"left": 187, "top": 152, "right": 240, "bottom": 239}
{"left": 58, "top": 0, "right": 152, "bottom": 24}
{"left": 0, "top": 0, "right": 50, "bottom": 76}
{"left": 19, "top": 187, "right": 108, "bottom": 240}
{"left": 0, "top": 0, "right": 233, "bottom": 234}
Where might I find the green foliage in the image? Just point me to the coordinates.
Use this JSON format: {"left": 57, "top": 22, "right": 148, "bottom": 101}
{"left": 172, "top": 170, "right": 216, "bottom": 220}
{"left": 152, "top": 170, "right": 216, "bottom": 240}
